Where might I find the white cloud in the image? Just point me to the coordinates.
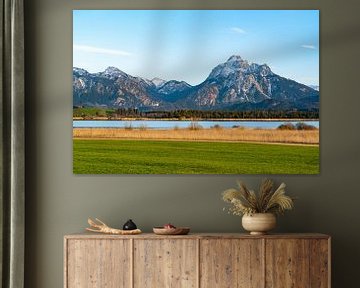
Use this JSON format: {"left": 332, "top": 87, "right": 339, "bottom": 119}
{"left": 230, "top": 27, "right": 246, "bottom": 34}
{"left": 73, "top": 44, "right": 132, "bottom": 56}
{"left": 301, "top": 44, "right": 316, "bottom": 50}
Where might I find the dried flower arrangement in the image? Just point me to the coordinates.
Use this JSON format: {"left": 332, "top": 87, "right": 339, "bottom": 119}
{"left": 222, "top": 179, "right": 294, "bottom": 216}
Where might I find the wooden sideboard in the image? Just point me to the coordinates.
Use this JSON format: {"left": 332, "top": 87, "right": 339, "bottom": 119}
{"left": 64, "top": 233, "right": 330, "bottom": 288}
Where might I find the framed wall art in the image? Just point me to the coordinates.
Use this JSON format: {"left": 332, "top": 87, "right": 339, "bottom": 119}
{"left": 72, "top": 10, "right": 319, "bottom": 174}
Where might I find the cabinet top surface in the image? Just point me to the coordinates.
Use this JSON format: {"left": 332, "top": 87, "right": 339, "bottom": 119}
{"left": 64, "top": 232, "right": 330, "bottom": 240}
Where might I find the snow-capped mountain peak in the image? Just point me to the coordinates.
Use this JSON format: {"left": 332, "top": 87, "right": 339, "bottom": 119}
{"left": 207, "top": 55, "right": 251, "bottom": 79}
{"left": 207, "top": 55, "right": 275, "bottom": 80}
{"left": 103, "top": 66, "right": 128, "bottom": 78}
{"left": 73, "top": 67, "right": 89, "bottom": 76}
{"left": 157, "top": 80, "right": 191, "bottom": 95}
{"left": 227, "top": 55, "right": 243, "bottom": 62}
{"left": 73, "top": 55, "right": 319, "bottom": 111}
{"left": 151, "top": 77, "right": 167, "bottom": 87}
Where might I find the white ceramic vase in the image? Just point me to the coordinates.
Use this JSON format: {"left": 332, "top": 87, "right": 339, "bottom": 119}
{"left": 242, "top": 213, "right": 276, "bottom": 235}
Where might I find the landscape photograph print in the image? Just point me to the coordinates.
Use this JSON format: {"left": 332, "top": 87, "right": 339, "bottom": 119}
{"left": 73, "top": 10, "right": 319, "bottom": 174}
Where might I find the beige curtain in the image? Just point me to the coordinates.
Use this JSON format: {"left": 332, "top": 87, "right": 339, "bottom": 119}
{"left": 0, "top": 0, "right": 25, "bottom": 287}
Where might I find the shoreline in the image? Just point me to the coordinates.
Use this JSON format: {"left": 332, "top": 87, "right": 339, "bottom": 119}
{"left": 73, "top": 117, "right": 319, "bottom": 122}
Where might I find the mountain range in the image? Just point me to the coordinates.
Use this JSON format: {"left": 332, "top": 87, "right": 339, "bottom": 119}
{"left": 73, "top": 55, "right": 319, "bottom": 111}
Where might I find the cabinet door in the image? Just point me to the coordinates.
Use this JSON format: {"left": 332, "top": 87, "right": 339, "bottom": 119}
{"left": 266, "top": 239, "right": 310, "bottom": 287}
{"left": 66, "top": 239, "right": 131, "bottom": 288}
{"left": 200, "top": 239, "right": 264, "bottom": 288}
{"left": 134, "top": 239, "right": 198, "bottom": 288}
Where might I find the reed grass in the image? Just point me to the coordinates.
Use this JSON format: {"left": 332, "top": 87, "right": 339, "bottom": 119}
{"left": 73, "top": 127, "right": 319, "bottom": 145}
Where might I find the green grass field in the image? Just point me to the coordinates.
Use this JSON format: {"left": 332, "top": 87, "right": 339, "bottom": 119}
{"left": 73, "top": 139, "right": 319, "bottom": 174}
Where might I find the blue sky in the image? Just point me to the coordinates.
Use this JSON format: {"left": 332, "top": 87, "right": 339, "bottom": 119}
{"left": 73, "top": 10, "right": 319, "bottom": 86}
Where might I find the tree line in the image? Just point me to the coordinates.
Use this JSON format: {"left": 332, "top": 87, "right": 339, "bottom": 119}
{"left": 73, "top": 107, "right": 319, "bottom": 120}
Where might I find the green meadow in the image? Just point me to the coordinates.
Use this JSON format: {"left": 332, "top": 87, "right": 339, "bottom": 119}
{"left": 73, "top": 139, "right": 319, "bottom": 174}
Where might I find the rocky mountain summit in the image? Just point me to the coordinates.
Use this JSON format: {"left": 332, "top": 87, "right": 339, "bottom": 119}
{"left": 73, "top": 55, "right": 319, "bottom": 111}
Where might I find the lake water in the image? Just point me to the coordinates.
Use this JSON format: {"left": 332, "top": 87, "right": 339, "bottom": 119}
{"left": 73, "top": 120, "right": 319, "bottom": 129}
